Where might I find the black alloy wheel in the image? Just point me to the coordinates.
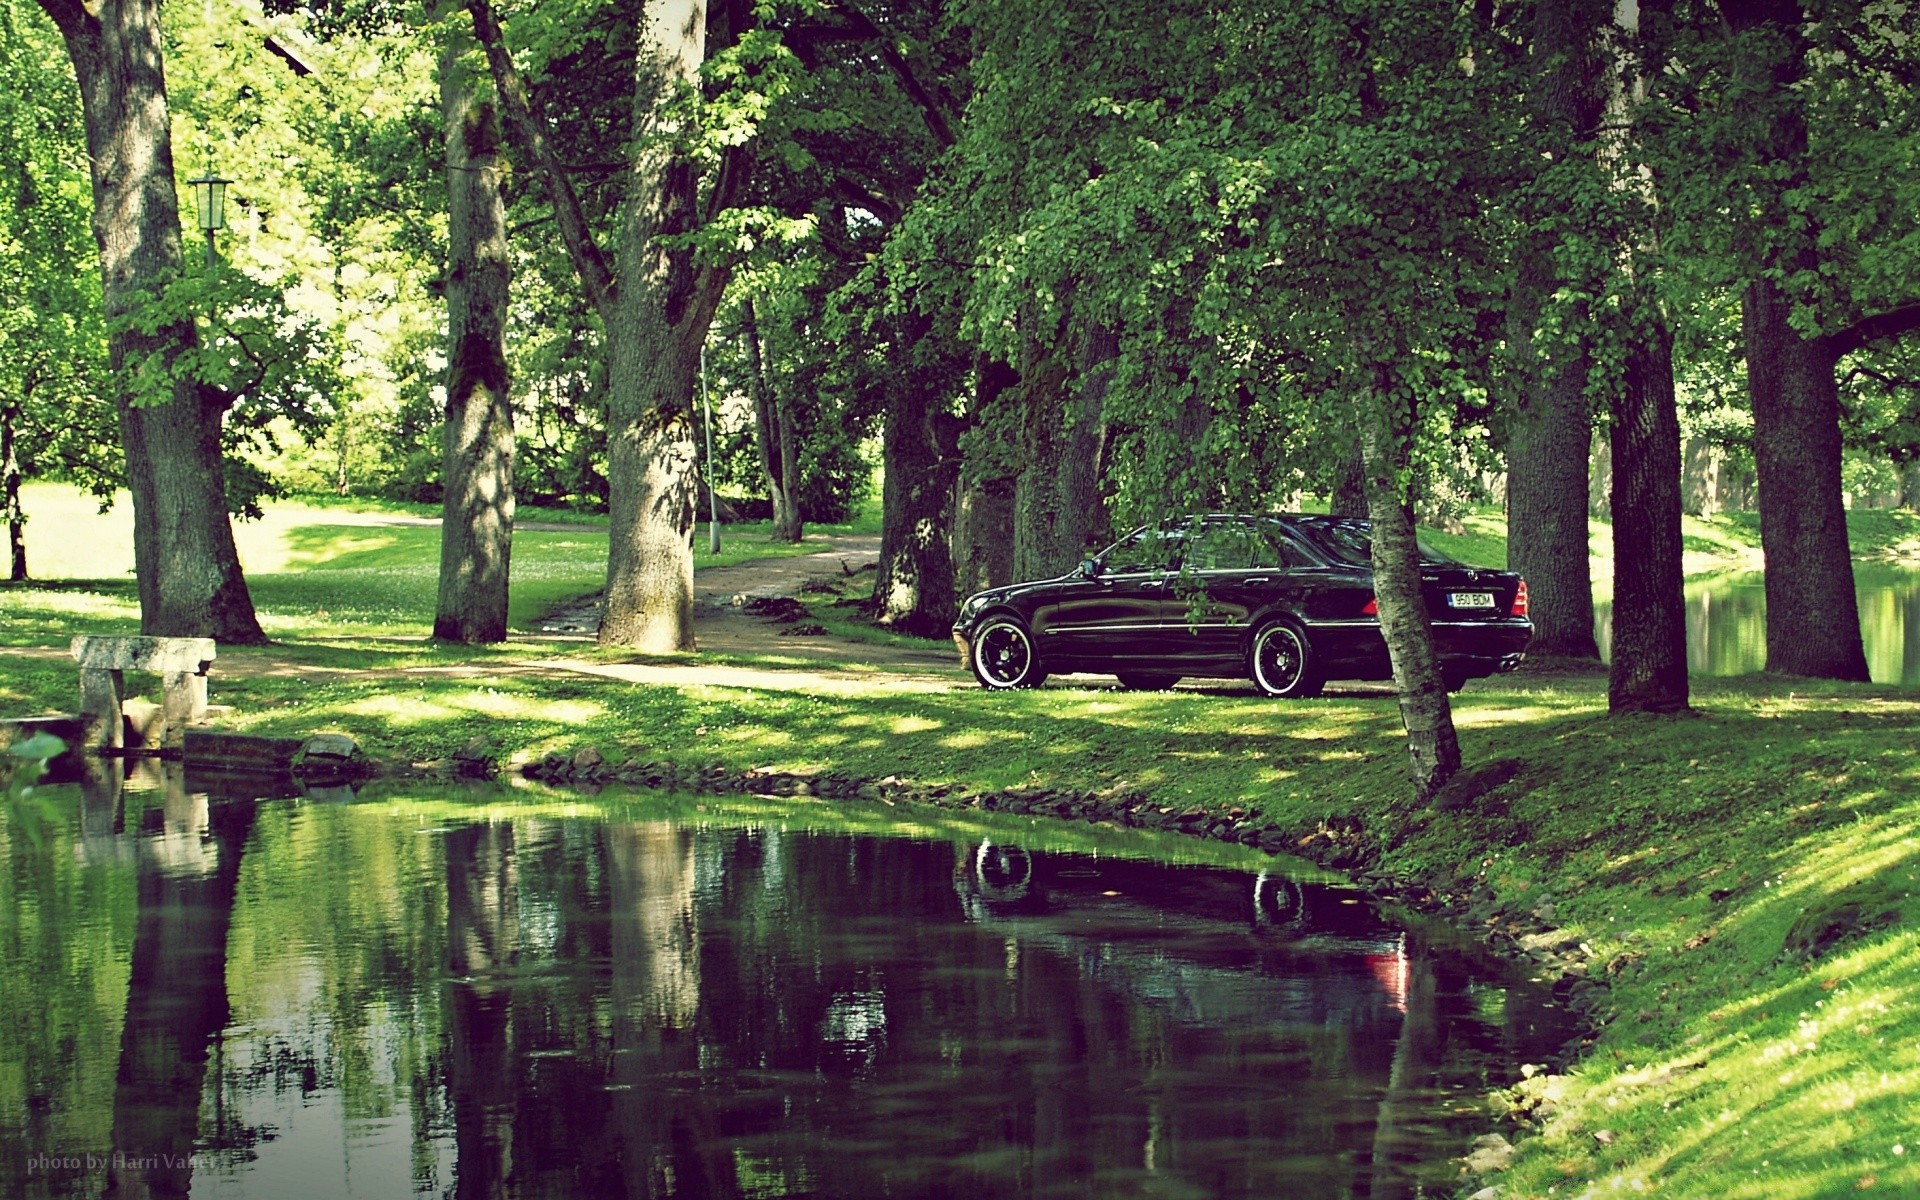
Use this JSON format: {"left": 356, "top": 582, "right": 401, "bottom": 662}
{"left": 971, "top": 616, "right": 1047, "bottom": 689}
{"left": 1249, "top": 619, "right": 1323, "bottom": 698}
{"left": 1116, "top": 671, "right": 1180, "bottom": 691}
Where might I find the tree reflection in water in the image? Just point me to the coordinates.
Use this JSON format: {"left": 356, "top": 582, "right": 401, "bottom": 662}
{"left": 0, "top": 782, "right": 1572, "bottom": 1199}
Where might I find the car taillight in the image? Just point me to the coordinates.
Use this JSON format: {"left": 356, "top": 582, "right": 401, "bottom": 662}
{"left": 1511, "top": 579, "right": 1529, "bottom": 617}
{"left": 1362, "top": 596, "right": 1378, "bottom": 616}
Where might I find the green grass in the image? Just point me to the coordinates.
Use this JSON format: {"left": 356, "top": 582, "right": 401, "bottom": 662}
{"left": 5, "top": 485, "right": 1920, "bottom": 1197}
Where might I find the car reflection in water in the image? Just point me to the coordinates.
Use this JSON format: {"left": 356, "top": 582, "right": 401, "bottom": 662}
{"left": 953, "top": 841, "right": 1562, "bottom": 1196}
{"left": 953, "top": 513, "right": 1532, "bottom": 695}
{"left": 958, "top": 840, "right": 1415, "bottom": 1025}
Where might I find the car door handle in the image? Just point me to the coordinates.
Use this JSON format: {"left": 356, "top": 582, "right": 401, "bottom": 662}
{"left": 1246, "top": 576, "right": 1272, "bottom": 585}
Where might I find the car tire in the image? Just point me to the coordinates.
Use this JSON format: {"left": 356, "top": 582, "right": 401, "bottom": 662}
{"left": 1249, "top": 619, "right": 1323, "bottom": 698}
{"left": 1116, "top": 671, "right": 1180, "bottom": 691}
{"left": 971, "top": 616, "right": 1047, "bottom": 689}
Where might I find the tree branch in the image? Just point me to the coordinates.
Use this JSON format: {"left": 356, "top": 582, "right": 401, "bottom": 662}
{"left": 1824, "top": 302, "right": 1920, "bottom": 360}
{"left": 830, "top": 1, "right": 956, "bottom": 149}
{"left": 464, "top": 0, "right": 617, "bottom": 317}
{"left": 31, "top": 0, "right": 93, "bottom": 41}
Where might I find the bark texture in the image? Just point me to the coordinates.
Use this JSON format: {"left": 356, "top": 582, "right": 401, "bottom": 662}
{"left": 1328, "top": 444, "right": 1367, "bottom": 518}
{"left": 1359, "top": 401, "right": 1460, "bottom": 801}
{"left": 1743, "top": 278, "right": 1869, "bottom": 679}
{"left": 874, "top": 317, "right": 962, "bottom": 637}
{"left": 1717, "top": 0, "right": 1871, "bottom": 680}
{"left": 435, "top": 33, "right": 515, "bottom": 644}
{"left": 1503, "top": 0, "right": 1605, "bottom": 659}
{"left": 1608, "top": 320, "right": 1691, "bottom": 712}
{"left": 1012, "top": 320, "right": 1112, "bottom": 581}
{"left": 744, "top": 298, "right": 802, "bottom": 542}
{"left": 594, "top": 0, "right": 746, "bottom": 652}
{"left": 468, "top": 0, "right": 748, "bottom": 653}
{"left": 39, "top": 0, "right": 265, "bottom": 643}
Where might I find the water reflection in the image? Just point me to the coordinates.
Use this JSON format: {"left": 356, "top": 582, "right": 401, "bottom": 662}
{"left": 1, "top": 775, "right": 1570, "bottom": 1199}
{"left": 1595, "top": 565, "right": 1920, "bottom": 684}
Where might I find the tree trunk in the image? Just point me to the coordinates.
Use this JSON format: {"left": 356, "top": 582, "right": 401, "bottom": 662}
{"left": 1608, "top": 318, "right": 1691, "bottom": 713}
{"left": 744, "top": 298, "right": 802, "bottom": 543}
{"left": 952, "top": 473, "right": 1015, "bottom": 594}
{"left": 951, "top": 357, "right": 1019, "bottom": 595}
{"left": 3, "top": 397, "right": 24, "bottom": 580}
{"left": 435, "top": 31, "right": 516, "bottom": 644}
{"left": 1504, "top": 287, "right": 1599, "bottom": 657}
{"left": 1744, "top": 285, "right": 1871, "bottom": 680}
{"left": 1358, "top": 397, "right": 1460, "bottom": 801}
{"left": 1503, "top": 0, "right": 1603, "bottom": 660}
{"left": 1012, "top": 320, "right": 1111, "bottom": 581}
{"left": 39, "top": 0, "right": 265, "bottom": 644}
{"left": 597, "top": 0, "right": 743, "bottom": 652}
{"left": 874, "top": 316, "right": 962, "bottom": 637}
{"left": 1720, "top": 0, "right": 1870, "bottom": 681}
{"left": 1329, "top": 444, "right": 1367, "bottom": 518}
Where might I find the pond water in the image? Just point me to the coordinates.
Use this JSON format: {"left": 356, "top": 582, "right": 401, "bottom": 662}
{"left": 1, "top": 761, "right": 1571, "bottom": 1200}
{"left": 1595, "top": 564, "right": 1920, "bottom": 685}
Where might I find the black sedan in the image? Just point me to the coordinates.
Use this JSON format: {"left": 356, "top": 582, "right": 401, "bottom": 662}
{"left": 950, "top": 514, "right": 1531, "bottom": 696}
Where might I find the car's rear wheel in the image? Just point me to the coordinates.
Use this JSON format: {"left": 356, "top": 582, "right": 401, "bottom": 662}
{"left": 1116, "top": 671, "right": 1180, "bottom": 691}
{"left": 971, "top": 616, "right": 1047, "bottom": 689}
{"left": 1249, "top": 619, "right": 1323, "bottom": 698}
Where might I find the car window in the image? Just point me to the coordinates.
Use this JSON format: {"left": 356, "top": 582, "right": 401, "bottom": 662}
{"left": 1187, "top": 522, "right": 1257, "bottom": 571}
{"left": 1101, "top": 525, "right": 1183, "bottom": 574}
{"left": 1254, "top": 523, "right": 1317, "bottom": 569}
{"left": 1293, "top": 520, "right": 1460, "bottom": 567}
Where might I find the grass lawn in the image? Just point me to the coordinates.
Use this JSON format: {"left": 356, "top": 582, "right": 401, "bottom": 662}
{"left": 4, "top": 484, "right": 1920, "bottom": 1198}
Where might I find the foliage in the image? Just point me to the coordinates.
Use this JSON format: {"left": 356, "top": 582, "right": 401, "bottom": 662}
{"left": 0, "top": 0, "right": 118, "bottom": 504}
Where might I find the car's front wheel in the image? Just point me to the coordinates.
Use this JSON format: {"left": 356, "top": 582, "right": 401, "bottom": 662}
{"left": 1116, "top": 671, "right": 1180, "bottom": 691}
{"left": 971, "top": 616, "right": 1048, "bottom": 689}
{"left": 1249, "top": 619, "right": 1323, "bottom": 698}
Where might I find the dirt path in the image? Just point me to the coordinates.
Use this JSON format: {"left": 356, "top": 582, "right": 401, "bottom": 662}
{"left": 0, "top": 537, "right": 967, "bottom": 698}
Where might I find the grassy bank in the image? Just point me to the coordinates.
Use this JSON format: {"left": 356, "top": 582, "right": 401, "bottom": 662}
{"left": 3, "top": 487, "right": 1920, "bottom": 1197}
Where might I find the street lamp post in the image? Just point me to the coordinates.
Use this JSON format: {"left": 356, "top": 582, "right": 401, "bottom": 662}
{"left": 186, "top": 171, "right": 230, "bottom": 266}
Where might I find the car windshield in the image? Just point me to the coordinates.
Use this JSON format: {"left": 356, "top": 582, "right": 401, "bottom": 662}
{"left": 1293, "top": 520, "right": 1461, "bottom": 567}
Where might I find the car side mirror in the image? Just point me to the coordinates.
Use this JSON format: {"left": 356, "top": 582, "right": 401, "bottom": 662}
{"left": 1079, "top": 558, "right": 1102, "bottom": 579}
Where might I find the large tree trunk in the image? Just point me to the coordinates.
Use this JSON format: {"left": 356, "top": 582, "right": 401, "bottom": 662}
{"left": 1744, "top": 279, "right": 1868, "bottom": 678}
{"left": 1503, "top": 0, "right": 1605, "bottom": 660}
{"left": 435, "top": 32, "right": 516, "bottom": 644}
{"left": 1012, "top": 320, "right": 1112, "bottom": 581}
{"left": 1358, "top": 395, "right": 1460, "bottom": 801}
{"left": 3, "top": 397, "right": 24, "bottom": 580}
{"left": 1608, "top": 318, "right": 1691, "bottom": 713}
{"left": 39, "top": 0, "right": 265, "bottom": 644}
{"left": 466, "top": 0, "right": 747, "bottom": 653}
{"left": 874, "top": 317, "right": 962, "bottom": 637}
{"left": 597, "top": 0, "right": 742, "bottom": 652}
{"left": 744, "top": 298, "right": 802, "bottom": 543}
{"left": 1720, "top": 0, "right": 1870, "bottom": 681}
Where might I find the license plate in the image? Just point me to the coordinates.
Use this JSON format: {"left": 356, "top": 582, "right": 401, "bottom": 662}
{"left": 1448, "top": 591, "right": 1495, "bottom": 609}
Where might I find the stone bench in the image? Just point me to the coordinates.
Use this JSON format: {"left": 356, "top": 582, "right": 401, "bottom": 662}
{"left": 69, "top": 635, "right": 217, "bottom": 752}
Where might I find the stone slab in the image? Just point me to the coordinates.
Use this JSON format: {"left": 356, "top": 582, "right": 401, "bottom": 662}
{"left": 70, "top": 635, "right": 217, "bottom": 674}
